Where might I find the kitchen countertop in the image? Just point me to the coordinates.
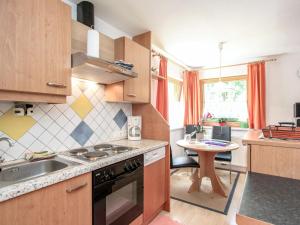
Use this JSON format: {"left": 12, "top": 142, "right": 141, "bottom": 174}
{"left": 242, "top": 130, "right": 300, "bottom": 148}
{"left": 0, "top": 139, "right": 168, "bottom": 202}
{"left": 239, "top": 172, "right": 300, "bottom": 225}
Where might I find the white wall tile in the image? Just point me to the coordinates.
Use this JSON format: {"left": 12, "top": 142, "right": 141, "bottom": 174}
{"left": 38, "top": 131, "right": 54, "bottom": 146}
{"left": 29, "top": 123, "right": 46, "bottom": 138}
{"left": 18, "top": 133, "right": 36, "bottom": 148}
{"left": 38, "top": 114, "right": 53, "bottom": 129}
{"left": 0, "top": 83, "right": 132, "bottom": 162}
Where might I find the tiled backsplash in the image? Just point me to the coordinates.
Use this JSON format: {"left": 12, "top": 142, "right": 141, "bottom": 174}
{"left": 0, "top": 79, "right": 132, "bottom": 161}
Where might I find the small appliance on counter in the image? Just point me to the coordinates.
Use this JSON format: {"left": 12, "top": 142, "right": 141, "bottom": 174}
{"left": 128, "top": 116, "right": 142, "bottom": 141}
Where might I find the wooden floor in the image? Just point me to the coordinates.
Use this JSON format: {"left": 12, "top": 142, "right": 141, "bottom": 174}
{"left": 161, "top": 173, "right": 246, "bottom": 225}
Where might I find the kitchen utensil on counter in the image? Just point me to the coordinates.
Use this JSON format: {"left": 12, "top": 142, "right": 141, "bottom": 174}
{"left": 25, "top": 151, "right": 56, "bottom": 161}
{"left": 128, "top": 116, "right": 142, "bottom": 141}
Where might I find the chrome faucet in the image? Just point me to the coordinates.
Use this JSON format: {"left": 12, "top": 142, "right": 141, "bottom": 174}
{"left": 0, "top": 137, "right": 14, "bottom": 163}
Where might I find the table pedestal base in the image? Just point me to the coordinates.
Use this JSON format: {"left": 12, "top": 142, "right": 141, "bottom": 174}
{"left": 188, "top": 152, "right": 227, "bottom": 197}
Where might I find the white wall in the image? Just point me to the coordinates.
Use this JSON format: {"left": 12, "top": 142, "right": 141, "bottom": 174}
{"left": 266, "top": 53, "right": 300, "bottom": 124}
{"left": 63, "top": 0, "right": 131, "bottom": 39}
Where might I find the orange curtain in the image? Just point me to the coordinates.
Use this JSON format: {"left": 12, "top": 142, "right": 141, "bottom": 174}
{"left": 156, "top": 57, "right": 169, "bottom": 121}
{"left": 183, "top": 71, "right": 201, "bottom": 125}
{"left": 247, "top": 62, "right": 266, "bottom": 129}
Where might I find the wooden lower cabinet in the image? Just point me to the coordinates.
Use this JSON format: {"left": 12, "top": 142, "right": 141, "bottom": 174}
{"left": 250, "top": 144, "right": 300, "bottom": 179}
{"left": 143, "top": 158, "right": 166, "bottom": 224}
{"left": 0, "top": 173, "right": 92, "bottom": 225}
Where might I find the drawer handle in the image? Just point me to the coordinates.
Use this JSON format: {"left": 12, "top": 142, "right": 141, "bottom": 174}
{"left": 47, "top": 82, "right": 67, "bottom": 88}
{"left": 127, "top": 94, "right": 136, "bottom": 97}
{"left": 66, "top": 182, "right": 87, "bottom": 193}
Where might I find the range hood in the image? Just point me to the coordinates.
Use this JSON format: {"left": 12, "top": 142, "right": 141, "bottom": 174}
{"left": 71, "top": 52, "right": 137, "bottom": 84}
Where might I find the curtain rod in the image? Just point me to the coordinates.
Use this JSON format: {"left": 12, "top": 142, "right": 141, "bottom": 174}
{"left": 201, "top": 58, "right": 277, "bottom": 71}
{"left": 151, "top": 45, "right": 191, "bottom": 70}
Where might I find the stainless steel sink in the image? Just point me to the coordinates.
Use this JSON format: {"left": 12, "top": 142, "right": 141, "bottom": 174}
{"left": 0, "top": 157, "right": 79, "bottom": 188}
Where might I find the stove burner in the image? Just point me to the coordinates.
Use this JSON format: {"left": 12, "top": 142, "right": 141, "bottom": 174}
{"left": 94, "top": 144, "right": 113, "bottom": 151}
{"left": 112, "top": 146, "right": 130, "bottom": 153}
{"left": 69, "top": 148, "right": 88, "bottom": 156}
{"left": 83, "top": 151, "right": 109, "bottom": 160}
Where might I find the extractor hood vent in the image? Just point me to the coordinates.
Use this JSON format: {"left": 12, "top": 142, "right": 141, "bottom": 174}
{"left": 71, "top": 52, "right": 137, "bottom": 84}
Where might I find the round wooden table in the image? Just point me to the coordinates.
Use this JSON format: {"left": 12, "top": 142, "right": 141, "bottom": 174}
{"left": 176, "top": 139, "right": 239, "bottom": 197}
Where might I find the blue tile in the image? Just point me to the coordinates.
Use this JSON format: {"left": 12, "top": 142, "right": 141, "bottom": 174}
{"left": 71, "top": 121, "right": 93, "bottom": 146}
{"left": 113, "top": 109, "right": 127, "bottom": 129}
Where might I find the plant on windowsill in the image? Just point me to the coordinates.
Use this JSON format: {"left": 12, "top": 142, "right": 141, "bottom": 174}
{"left": 218, "top": 118, "right": 227, "bottom": 126}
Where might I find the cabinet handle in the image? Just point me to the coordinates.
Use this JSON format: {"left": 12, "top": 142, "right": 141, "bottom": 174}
{"left": 66, "top": 182, "right": 87, "bottom": 193}
{"left": 127, "top": 94, "right": 136, "bottom": 97}
{"left": 47, "top": 82, "right": 67, "bottom": 88}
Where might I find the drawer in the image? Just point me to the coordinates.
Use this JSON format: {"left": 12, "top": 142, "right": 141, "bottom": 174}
{"left": 144, "top": 147, "right": 165, "bottom": 166}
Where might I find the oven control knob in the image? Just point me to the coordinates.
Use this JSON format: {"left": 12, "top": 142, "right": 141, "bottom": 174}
{"left": 124, "top": 163, "right": 131, "bottom": 172}
{"left": 103, "top": 171, "right": 110, "bottom": 180}
{"left": 109, "top": 169, "right": 115, "bottom": 178}
{"left": 136, "top": 159, "right": 142, "bottom": 166}
{"left": 133, "top": 160, "right": 138, "bottom": 168}
{"left": 127, "top": 162, "right": 133, "bottom": 171}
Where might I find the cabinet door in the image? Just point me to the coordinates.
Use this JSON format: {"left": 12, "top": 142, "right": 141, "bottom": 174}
{"left": 114, "top": 37, "right": 150, "bottom": 103}
{"left": 0, "top": 0, "right": 71, "bottom": 96}
{"left": 144, "top": 158, "right": 166, "bottom": 223}
{"left": 0, "top": 173, "right": 92, "bottom": 225}
{"left": 124, "top": 38, "right": 150, "bottom": 103}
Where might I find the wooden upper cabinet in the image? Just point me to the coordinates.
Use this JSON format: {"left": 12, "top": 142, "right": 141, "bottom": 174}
{"left": 0, "top": 173, "right": 92, "bottom": 225}
{"left": 0, "top": 0, "right": 71, "bottom": 103}
{"left": 105, "top": 37, "right": 150, "bottom": 103}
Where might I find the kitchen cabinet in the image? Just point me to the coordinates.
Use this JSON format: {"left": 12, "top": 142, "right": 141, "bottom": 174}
{"left": 0, "top": 0, "right": 71, "bottom": 103}
{"left": 144, "top": 156, "right": 166, "bottom": 223}
{"left": 105, "top": 37, "right": 150, "bottom": 103}
{"left": 0, "top": 173, "right": 92, "bottom": 225}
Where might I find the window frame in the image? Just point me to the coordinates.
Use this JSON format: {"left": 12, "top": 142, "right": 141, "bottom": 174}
{"left": 200, "top": 75, "right": 248, "bottom": 127}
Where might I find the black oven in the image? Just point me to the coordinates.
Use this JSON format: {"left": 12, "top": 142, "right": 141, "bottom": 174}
{"left": 93, "top": 155, "right": 144, "bottom": 225}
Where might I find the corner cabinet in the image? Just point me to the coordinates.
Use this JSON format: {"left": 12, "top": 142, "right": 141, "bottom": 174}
{"left": 0, "top": 173, "right": 92, "bottom": 225}
{"left": 0, "top": 0, "right": 71, "bottom": 103}
{"left": 105, "top": 37, "right": 150, "bottom": 103}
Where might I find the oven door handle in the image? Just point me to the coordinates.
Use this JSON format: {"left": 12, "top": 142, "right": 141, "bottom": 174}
{"left": 114, "top": 167, "right": 142, "bottom": 182}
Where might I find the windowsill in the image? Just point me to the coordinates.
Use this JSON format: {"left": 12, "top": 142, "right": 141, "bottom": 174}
{"left": 170, "top": 126, "right": 250, "bottom": 132}
{"left": 203, "top": 126, "right": 250, "bottom": 131}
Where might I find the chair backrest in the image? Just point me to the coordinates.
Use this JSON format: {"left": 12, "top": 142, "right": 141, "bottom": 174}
{"left": 185, "top": 124, "right": 196, "bottom": 138}
{"left": 212, "top": 126, "right": 231, "bottom": 141}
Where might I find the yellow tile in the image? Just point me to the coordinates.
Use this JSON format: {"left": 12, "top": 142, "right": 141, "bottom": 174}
{"left": 0, "top": 109, "right": 36, "bottom": 140}
{"left": 71, "top": 94, "right": 93, "bottom": 119}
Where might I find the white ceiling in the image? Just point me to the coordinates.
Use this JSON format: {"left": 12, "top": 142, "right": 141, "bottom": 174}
{"left": 87, "top": 0, "right": 300, "bottom": 67}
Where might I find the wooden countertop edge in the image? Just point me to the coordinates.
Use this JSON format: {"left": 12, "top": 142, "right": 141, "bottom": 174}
{"left": 242, "top": 130, "right": 300, "bottom": 148}
{"left": 236, "top": 214, "right": 274, "bottom": 225}
{"left": 242, "top": 138, "right": 300, "bottom": 148}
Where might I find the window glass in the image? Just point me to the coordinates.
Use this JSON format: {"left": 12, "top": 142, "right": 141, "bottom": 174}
{"left": 203, "top": 79, "right": 248, "bottom": 121}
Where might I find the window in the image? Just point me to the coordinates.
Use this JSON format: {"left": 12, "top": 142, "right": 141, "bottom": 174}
{"left": 201, "top": 76, "right": 248, "bottom": 126}
{"left": 168, "top": 77, "right": 184, "bottom": 129}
